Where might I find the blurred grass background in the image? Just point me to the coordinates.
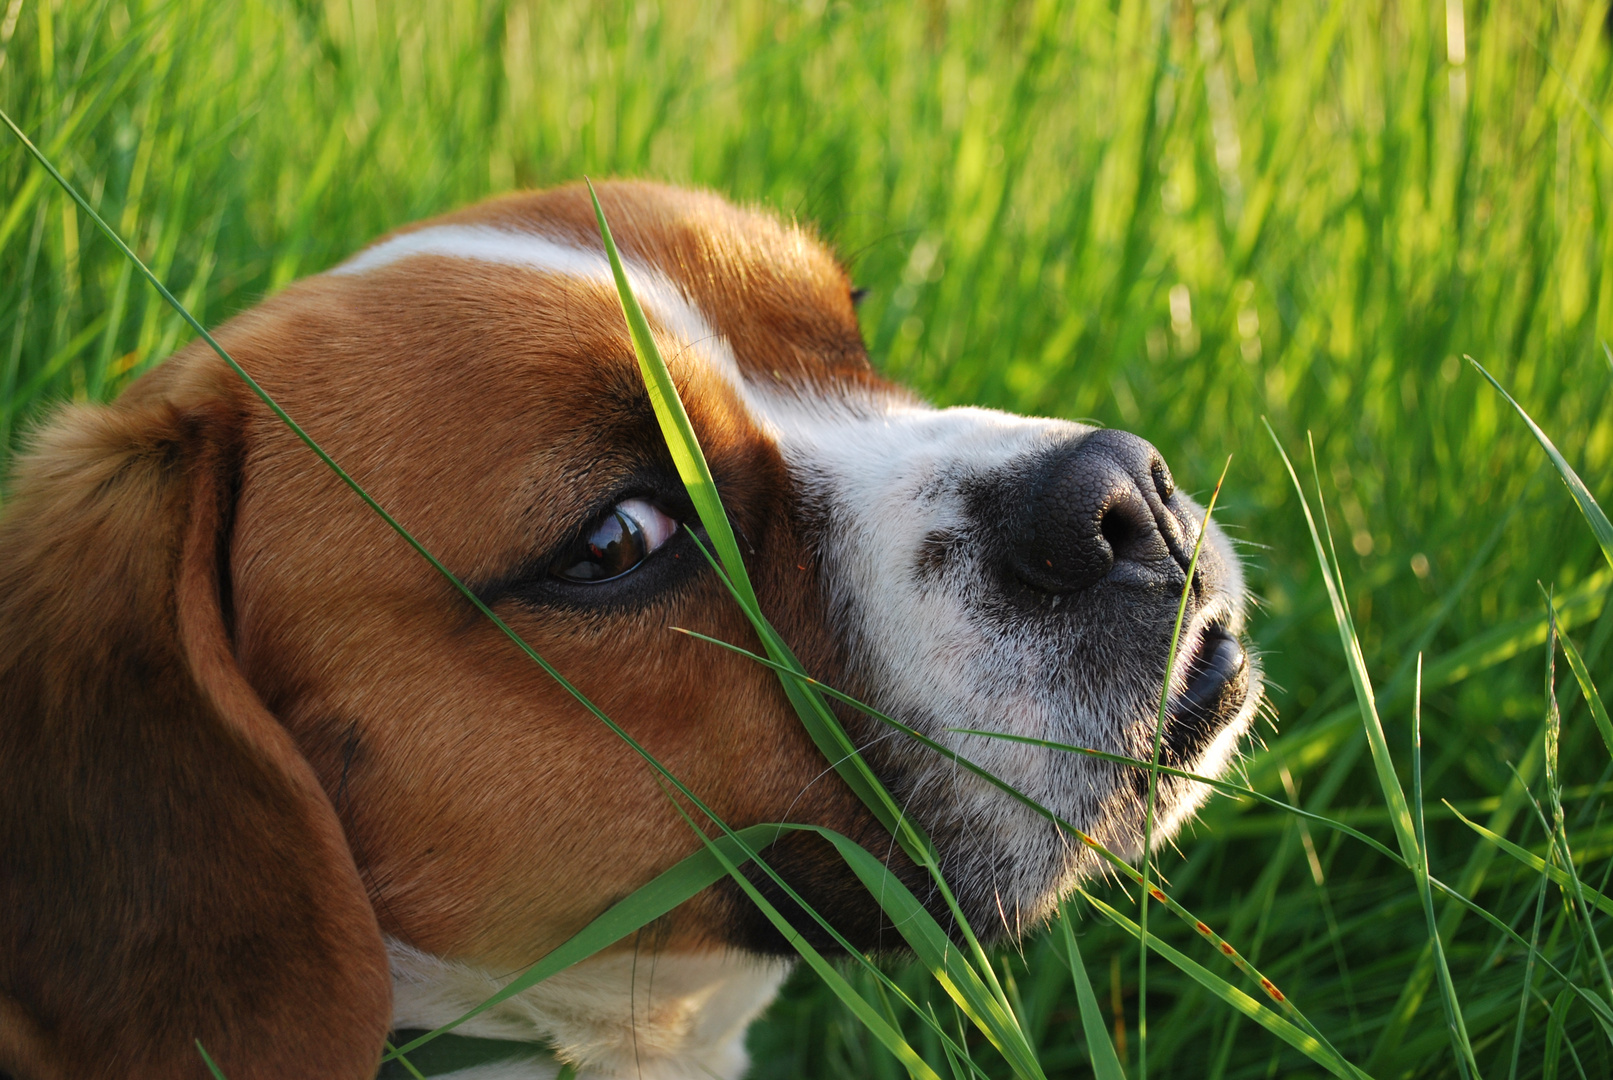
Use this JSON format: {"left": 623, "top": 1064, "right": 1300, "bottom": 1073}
{"left": 4, "top": 0, "right": 1613, "bottom": 1075}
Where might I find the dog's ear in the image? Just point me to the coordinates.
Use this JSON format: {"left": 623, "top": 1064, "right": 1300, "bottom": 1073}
{"left": 0, "top": 370, "right": 391, "bottom": 1080}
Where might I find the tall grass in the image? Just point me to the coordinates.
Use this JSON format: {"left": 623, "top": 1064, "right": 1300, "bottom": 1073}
{"left": 5, "top": 0, "right": 1613, "bottom": 1075}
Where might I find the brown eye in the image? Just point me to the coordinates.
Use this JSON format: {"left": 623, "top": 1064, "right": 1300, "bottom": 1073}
{"left": 552, "top": 499, "right": 679, "bottom": 583}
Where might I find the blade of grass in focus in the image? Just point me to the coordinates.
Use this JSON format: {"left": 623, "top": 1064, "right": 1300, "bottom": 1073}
{"left": 1509, "top": 866, "right": 1553, "bottom": 1080}
{"left": 1412, "top": 654, "right": 1480, "bottom": 1078}
{"left": 1138, "top": 457, "right": 1228, "bottom": 1080}
{"left": 1471, "top": 357, "right": 1613, "bottom": 573}
{"left": 1553, "top": 613, "right": 1613, "bottom": 761}
{"left": 195, "top": 1041, "right": 228, "bottom": 1080}
{"left": 1446, "top": 806, "right": 1613, "bottom": 920}
{"left": 1059, "top": 903, "right": 1128, "bottom": 1080}
{"left": 661, "top": 798, "right": 945, "bottom": 1080}
{"left": 1267, "top": 422, "right": 1479, "bottom": 1076}
{"left": 1078, "top": 891, "right": 1363, "bottom": 1080}
{"left": 382, "top": 1042, "right": 428, "bottom": 1080}
{"left": 1539, "top": 597, "right": 1613, "bottom": 1006}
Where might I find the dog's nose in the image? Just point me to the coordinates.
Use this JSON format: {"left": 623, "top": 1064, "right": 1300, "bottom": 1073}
{"left": 1010, "top": 430, "right": 1192, "bottom": 594}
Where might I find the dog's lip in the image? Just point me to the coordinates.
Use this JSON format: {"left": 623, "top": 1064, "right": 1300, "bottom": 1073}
{"left": 1174, "top": 626, "right": 1246, "bottom": 714}
{"left": 1165, "top": 607, "right": 1249, "bottom": 723}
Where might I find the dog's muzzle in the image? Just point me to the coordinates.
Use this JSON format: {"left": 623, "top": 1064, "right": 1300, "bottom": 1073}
{"left": 991, "top": 427, "right": 1253, "bottom": 765}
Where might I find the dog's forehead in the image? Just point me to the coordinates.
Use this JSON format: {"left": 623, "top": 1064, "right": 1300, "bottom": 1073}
{"left": 331, "top": 181, "right": 879, "bottom": 396}
{"left": 208, "top": 185, "right": 908, "bottom": 601}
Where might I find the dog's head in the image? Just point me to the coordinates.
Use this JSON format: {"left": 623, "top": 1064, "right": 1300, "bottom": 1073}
{"left": 0, "top": 182, "right": 1257, "bottom": 1079}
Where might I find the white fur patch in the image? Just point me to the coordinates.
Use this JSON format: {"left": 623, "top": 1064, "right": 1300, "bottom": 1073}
{"left": 389, "top": 940, "right": 790, "bottom": 1080}
{"left": 330, "top": 224, "right": 745, "bottom": 390}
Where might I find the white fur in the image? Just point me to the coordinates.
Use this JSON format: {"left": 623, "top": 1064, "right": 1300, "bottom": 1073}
{"left": 390, "top": 940, "right": 790, "bottom": 1080}
{"left": 330, "top": 225, "right": 746, "bottom": 392}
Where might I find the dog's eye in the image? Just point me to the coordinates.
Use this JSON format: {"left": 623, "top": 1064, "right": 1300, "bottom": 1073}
{"left": 551, "top": 499, "right": 679, "bottom": 583}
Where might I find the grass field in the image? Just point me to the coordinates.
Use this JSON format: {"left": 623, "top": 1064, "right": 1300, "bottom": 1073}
{"left": 5, "top": 0, "right": 1613, "bottom": 1076}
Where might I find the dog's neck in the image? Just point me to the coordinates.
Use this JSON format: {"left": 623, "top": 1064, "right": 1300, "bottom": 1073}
{"left": 387, "top": 939, "right": 791, "bottom": 1080}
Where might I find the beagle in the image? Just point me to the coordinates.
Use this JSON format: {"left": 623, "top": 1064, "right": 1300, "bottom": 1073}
{"left": 0, "top": 182, "right": 1258, "bottom": 1080}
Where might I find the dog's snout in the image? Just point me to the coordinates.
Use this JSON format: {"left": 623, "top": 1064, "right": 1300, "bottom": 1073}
{"left": 1010, "top": 429, "right": 1190, "bottom": 594}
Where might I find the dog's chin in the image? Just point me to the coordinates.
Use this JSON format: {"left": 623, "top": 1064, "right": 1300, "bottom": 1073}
{"left": 912, "top": 625, "right": 1261, "bottom": 943}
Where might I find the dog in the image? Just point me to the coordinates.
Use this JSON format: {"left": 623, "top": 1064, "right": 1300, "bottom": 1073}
{"left": 0, "top": 181, "right": 1258, "bottom": 1080}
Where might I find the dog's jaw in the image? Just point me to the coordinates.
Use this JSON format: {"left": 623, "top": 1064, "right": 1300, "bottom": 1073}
{"left": 388, "top": 940, "right": 789, "bottom": 1079}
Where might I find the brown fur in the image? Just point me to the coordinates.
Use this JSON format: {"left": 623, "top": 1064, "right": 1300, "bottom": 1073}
{"left": 0, "top": 182, "right": 897, "bottom": 1078}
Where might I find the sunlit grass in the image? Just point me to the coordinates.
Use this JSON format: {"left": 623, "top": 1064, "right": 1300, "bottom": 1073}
{"left": 5, "top": 0, "right": 1613, "bottom": 1076}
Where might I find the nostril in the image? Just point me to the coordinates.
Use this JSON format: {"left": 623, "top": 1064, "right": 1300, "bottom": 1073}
{"left": 1099, "top": 502, "right": 1136, "bottom": 557}
{"left": 1098, "top": 493, "right": 1157, "bottom": 565}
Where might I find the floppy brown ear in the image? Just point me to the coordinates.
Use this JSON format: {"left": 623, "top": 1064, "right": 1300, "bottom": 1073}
{"left": 0, "top": 372, "right": 390, "bottom": 1080}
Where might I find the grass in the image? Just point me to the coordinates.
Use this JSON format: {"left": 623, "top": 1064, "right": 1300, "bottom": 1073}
{"left": 5, "top": 0, "right": 1613, "bottom": 1076}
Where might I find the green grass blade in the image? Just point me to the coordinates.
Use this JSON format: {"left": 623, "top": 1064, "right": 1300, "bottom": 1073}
{"left": 384, "top": 822, "right": 795, "bottom": 1059}
{"left": 692, "top": 822, "right": 996, "bottom": 1079}
{"left": 1265, "top": 420, "right": 1420, "bottom": 867}
{"left": 676, "top": 530, "right": 1041, "bottom": 1077}
{"left": 194, "top": 1041, "right": 228, "bottom": 1080}
{"left": 1423, "top": 871, "right": 1613, "bottom": 1029}
{"left": 929, "top": 1003, "right": 973, "bottom": 1080}
{"left": 1246, "top": 569, "right": 1611, "bottom": 798}
{"left": 1058, "top": 902, "right": 1128, "bottom": 1080}
{"left": 1551, "top": 603, "right": 1613, "bottom": 763}
{"left": 584, "top": 190, "right": 905, "bottom": 837}
{"left": 1412, "top": 654, "right": 1481, "bottom": 1078}
{"left": 1078, "top": 891, "right": 1368, "bottom": 1080}
{"left": 1540, "top": 599, "right": 1613, "bottom": 1006}
{"left": 1470, "top": 357, "right": 1613, "bottom": 573}
{"left": 1267, "top": 423, "right": 1487, "bottom": 1074}
{"left": 383, "top": 1042, "right": 429, "bottom": 1080}
{"left": 1510, "top": 870, "right": 1552, "bottom": 1080}
{"left": 1446, "top": 804, "right": 1613, "bottom": 919}
{"left": 801, "top": 822, "right": 1035, "bottom": 1071}
{"left": 1138, "top": 456, "right": 1229, "bottom": 1080}
{"left": 388, "top": 813, "right": 990, "bottom": 1077}
{"left": 585, "top": 179, "right": 758, "bottom": 611}
{"left": 584, "top": 188, "right": 1015, "bottom": 1032}
{"left": 583, "top": 197, "right": 1014, "bottom": 1036}
{"left": 661, "top": 807, "right": 944, "bottom": 1080}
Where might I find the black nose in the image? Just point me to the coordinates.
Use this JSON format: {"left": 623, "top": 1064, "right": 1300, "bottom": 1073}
{"left": 1010, "top": 430, "right": 1191, "bottom": 594}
